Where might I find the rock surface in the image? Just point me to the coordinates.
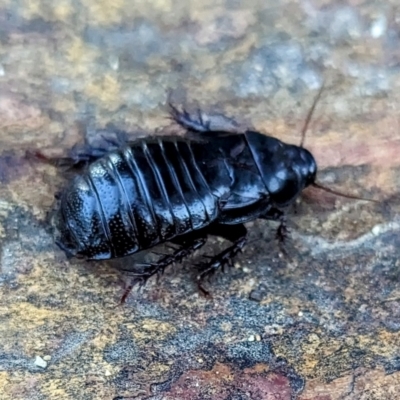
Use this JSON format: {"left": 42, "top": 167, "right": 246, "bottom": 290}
{"left": 0, "top": 0, "right": 399, "bottom": 399}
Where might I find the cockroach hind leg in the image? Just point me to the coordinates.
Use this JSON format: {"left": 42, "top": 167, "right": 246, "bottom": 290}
{"left": 168, "top": 102, "right": 210, "bottom": 133}
{"left": 25, "top": 149, "right": 64, "bottom": 167}
{"left": 197, "top": 281, "right": 213, "bottom": 298}
{"left": 276, "top": 218, "right": 289, "bottom": 244}
{"left": 195, "top": 223, "right": 247, "bottom": 293}
{"left": 168, "top": 100, "right": 241, "bottom": 135}
{"left": 119, "top": 282, "right": 134, "bottom": 305}
{"left": 100, "top": 129, "right": 129, "bottom": 149}
{"left": 55, "top": 240, "right": 75, "bottom": 259}
{"left": 259, "top": 208, "right": 292, "bottom": 257}
{"left": 259, "top": 208, "right": 287, "bottom": 237}
{"left": 118, "top": 272, "right": 152, "bottom": 305}
{"left": 118, "top": 236, "right": 208, "bottom": 303}
{"left": 67, "top": 142, "right": 111, "bottom": 166}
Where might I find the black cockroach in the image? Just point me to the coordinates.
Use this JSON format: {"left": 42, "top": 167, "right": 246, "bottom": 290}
{"left": 41, "top": 87, "right": 375, "bottom": 297}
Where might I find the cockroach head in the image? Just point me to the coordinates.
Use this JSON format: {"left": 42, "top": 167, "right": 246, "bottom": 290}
{"left": 246, "top": 131, "right": 318, "bottom": 207}
{"left": 269, "top": 143, "right": 318, "bottom": 205}
{"left": 301, "top": 147, "right": 317, "bottom": 186}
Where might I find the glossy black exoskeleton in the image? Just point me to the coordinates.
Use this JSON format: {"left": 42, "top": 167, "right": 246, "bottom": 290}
{"left": 53, "top": 100, "right": 320, "bottom": 297}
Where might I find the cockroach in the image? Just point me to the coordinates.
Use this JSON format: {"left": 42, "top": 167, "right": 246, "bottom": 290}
{"left": 40, "top": 87, "right": 375, "bottom": 297}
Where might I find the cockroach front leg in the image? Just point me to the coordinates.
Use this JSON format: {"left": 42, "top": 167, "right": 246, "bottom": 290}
{"left": 260, "top": 208, "right": 288, "bottom": 243}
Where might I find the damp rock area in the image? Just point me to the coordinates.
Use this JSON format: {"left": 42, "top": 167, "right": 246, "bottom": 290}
{"left": 0, "top": 0, "right": 399, "bottom": 399}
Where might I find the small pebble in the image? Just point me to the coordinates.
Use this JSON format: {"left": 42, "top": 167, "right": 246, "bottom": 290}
{"left": 248, "top": 335, "right": 255, "bottom": 342}
{"left": 249, "top": 289, "right": 264, "bottom": 302}
{"left": 34, "top": 356, "right": 47, "bottom": 369}
{"left": 108, "top": 55, "right": 119, "bottom": 71}
{"left": 372, "top": 225, "right": 381, "bottom": 236}
{"left": 43, "top": 355, "right": 51, "bottom": 361}
{"left": 370, "top": 15, "right": 387, "bottom": 38}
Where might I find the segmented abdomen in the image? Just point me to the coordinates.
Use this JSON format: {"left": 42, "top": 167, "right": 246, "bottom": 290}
{"left": 86, "top": 137, "right": 230, "bottom": 258}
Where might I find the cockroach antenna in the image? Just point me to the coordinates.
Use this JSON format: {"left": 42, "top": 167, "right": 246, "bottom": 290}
{"left": 300, "top": 83, "right": 325, "bottom": 149}
{"left": 301, "top": 83, "right": 378, "bottom": 204}
{"left": 311, "top": 181, "right": 379, "bottom": 203}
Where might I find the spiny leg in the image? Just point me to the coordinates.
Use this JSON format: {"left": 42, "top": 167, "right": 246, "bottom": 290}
{"left": 259, "top": 208, "right": 289, "bottom": 254}
{"left": 197, "top": 223, "right": 247, "bottom": 296}
{"left": 168, "top": 102, "right": 211, "bottom": 132}
{"left": 120, "top": 234, "right": 208, "bottom": 303}
{"left": 26, "top": 131, "right": 129, "bottom": 171}
{"left": 26, "top": 143, "right": 110, "bottom": 171}
{"left": 168, "top": 102, "right": 240, "bottom": 134}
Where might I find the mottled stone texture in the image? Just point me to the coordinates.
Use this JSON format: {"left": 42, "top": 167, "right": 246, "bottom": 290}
{"left": 0, "top": 0, "right": 399, "bottom": 399}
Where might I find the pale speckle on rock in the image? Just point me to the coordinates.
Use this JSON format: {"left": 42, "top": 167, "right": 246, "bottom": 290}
{"left": 34, "top": 356, "right": 47, "bottom": 369}
{"left": 108, "top": 55, "right": 119, "bottom": 71}
{"left": 372, "top": 225, "right": 382, "bottom": 236}
{"left": 370, "top": 14, "right": 387, "bottom": 38}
